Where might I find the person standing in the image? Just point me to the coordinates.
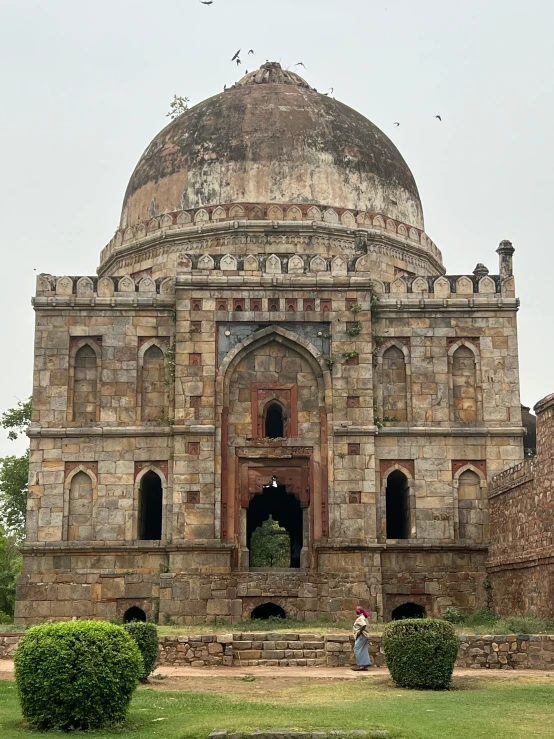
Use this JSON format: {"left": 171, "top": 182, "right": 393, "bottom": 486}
{"left": 351, "top": 606, "right": 372, "bottom": 671}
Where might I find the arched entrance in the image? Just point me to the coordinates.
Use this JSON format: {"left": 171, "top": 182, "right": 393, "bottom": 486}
{"left": 247, "top": 483, "right": 303, "bottom": 568}
{"left": 392, "top": 603, "right": 425, "bottom": 620}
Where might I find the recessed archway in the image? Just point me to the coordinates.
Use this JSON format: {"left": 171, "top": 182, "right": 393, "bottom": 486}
{"left": 123, "top": 606, "right": 147, "bottom": 623}
{"left": 251, "top": 602, "right": 286, "bottom": 620}
{"left": 391, "top": 602, "right": 425, "bottom": 620}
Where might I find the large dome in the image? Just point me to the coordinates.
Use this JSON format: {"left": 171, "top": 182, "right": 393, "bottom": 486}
{"left": 120, "top": 62, "right": 424, "bottom": 231}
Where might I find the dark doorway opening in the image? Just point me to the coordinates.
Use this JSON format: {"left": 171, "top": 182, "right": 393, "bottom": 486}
{"left": 247, "top": 484, "right": 303, "bottom": 568}
{"left": 391, "top": 603, "right": 425, "bottom": 620}
{"left": 138, "top": 471, "right": 163, "bottom": 540}
{"left": 251, "top": 602, "right": 286, "bottom": 620}
{"left": 265, "top": 403, "right": 284, "bottom": 438}
{"left": 386, "top": 470, "right": 410, "bottom": 539}
{"left": 123, "top": 606, "right": 147, "bottom": 623}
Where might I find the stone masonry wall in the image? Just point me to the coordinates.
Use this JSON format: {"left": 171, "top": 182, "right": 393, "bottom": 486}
{"left": 488, "top": 394, "right": 554, "bottom": 617}
{"left": 3, "top": 631, "right": 554, "bottom": 670}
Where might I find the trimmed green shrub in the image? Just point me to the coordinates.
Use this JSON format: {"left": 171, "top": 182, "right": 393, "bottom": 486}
{"left": 124, "top": 620, "right": 159, "bottom": 679}
{"left": 443, "top": 606, "right": 464, "bottom": 624}
{"left": 14, "top": 620, "right": 143, "bottom": 730}
{"left": 382, "top": 618, "right": 459, "bottom": 689}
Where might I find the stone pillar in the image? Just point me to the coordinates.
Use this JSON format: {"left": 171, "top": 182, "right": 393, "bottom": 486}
{"left": 496, "top": 239, "right": 515, "bottom": 278}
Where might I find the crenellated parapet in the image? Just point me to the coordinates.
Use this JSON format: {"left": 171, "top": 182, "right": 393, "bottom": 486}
{"left": 34, "top": 273, "right": 176, "bottom": 300}
{"left": 99, "top": 207, "right": 443, "bottom": 279}
{"left": 35, "top": 266, "right": 515, "bottom": 304}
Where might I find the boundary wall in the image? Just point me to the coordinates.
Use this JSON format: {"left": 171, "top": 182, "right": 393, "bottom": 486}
{"left": 2, "top": 631, "right": 553, "bottom": 670}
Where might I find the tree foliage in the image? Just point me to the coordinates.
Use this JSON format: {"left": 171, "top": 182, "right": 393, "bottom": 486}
{"left": 0, "top": 398, "right": 31, "bottom": 540}
{"left": 0, "top": 453, "right": 28, "bottom": 536}
{"left": 0, "top": 527, "right": 21, "bottom": 620}
{"left": 1, "top": 399, "right": 32, "bottom": 441}
{"left": 166, "top": 94, "right": 189, "bottom": 120}
{"left": 250, "top": 516, "right": 290, "bottom": 567}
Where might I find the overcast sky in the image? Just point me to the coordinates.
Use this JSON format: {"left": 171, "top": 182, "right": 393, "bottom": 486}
{"left": 1, "top": 0, "right": 553, "bottom": 456}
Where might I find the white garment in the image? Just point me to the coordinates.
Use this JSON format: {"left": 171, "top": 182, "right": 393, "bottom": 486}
{"left": 353, "top": 614, "right": 368, "bottom": 637}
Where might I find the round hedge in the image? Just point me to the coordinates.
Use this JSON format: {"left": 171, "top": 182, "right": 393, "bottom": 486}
{"left": 382, "top": 618, "right": 459, "bottom": 689}
{"left": 14, "top": 621, "right": 143, "bottom": 730}
{"left": 124, "top": 621, "right": 159, "bottom": 680}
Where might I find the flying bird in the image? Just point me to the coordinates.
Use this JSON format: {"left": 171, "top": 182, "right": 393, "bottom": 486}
{"left": 327, "top": 87, "right": 334, "bottom": 95}
{"left": 393, "top": 122, "right": 400, "bottom": 127}
{"left": 434, "top": 115, "right": 442, "bottom": 121}
{"left": 248, "top": 49, "right": 254, "bottom": 55}
{"left": 295, "top": 62, "right": 306, "bottom": 68}
{"left": 236, "top": 58, "right": 242, "bottom": 66}
{"left": 200, "top": 0, "right": 213, "bottom": 4}
{"left": 231, "top": 49, "right": 241, "bottom": 61}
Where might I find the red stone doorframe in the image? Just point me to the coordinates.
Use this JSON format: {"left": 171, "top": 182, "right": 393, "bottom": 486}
{"left": 239, "top": 456, "right": 311, "bottom": 509}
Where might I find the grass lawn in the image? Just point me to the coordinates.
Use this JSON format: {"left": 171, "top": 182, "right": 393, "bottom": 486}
{"left": 3, "top": 613, "right": 554, "bottom": 637}
{"left": 1, "top": 674, "right": 554, "bottom": 739}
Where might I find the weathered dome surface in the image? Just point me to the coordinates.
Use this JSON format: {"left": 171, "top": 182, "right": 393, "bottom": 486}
{"left": 120, "top": 62, "right": 424, "bottom": 230}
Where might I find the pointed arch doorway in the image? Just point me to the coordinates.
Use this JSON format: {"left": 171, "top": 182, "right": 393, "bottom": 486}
{"left": 238, "top": 456, "right": 311, "bottom": 570}
{"left": 247, "top": 482, "right": 303, "bottom": 568}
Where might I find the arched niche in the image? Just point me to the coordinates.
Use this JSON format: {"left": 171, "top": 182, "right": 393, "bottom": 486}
{"left": 216, "top": 327, "right": 331, "bottom": 554}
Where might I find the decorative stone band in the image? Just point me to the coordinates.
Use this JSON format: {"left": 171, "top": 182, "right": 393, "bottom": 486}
{"left": 2, "top": 632, "right": 553, "bottom": 670}
{"left": 34, "top": 272, "right": 512, "bottom": 300}
{"left": 103, "top": 204, "right": 441, "bottom": 265}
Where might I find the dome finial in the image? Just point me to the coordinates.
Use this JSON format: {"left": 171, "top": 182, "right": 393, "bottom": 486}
{"left": 235, "top": 61, "right": 315, "bottom": 91}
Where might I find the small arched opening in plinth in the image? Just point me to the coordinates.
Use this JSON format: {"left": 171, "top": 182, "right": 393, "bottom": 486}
{"left": 391, "top": 602, "right": 426, "bottom": 620}
{"left": 251, "top": 602, "right": 286, "bottom": 620}
{"left": 123, "top": 606, "right": 147, "bottom": 623}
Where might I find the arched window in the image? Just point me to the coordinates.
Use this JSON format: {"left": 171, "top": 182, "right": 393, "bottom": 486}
{"left": 386, "top": 470, "right": 410, "bottom": 539}
{"left": 73, "top": 344, "right": 97, "bottom": 423}
{"left": 141, "top": 345, "right": 166, "bottom": 422}
{"left": 264, "top": 403, "right": 284, "bottom": 438}
{"left": 138, "top": 471, "right": 163, "bottom": 540}
{"left": 452, "top": 346, "right": 477, "bottom": 423}
{"left": 382, "top": 346, "right": 407, "bottom": 421}
{"left": 458, "top": 469, "right": 484, "bottom": 542}
{"left": 68, "top": 471, "right": 93, "bottom": 541}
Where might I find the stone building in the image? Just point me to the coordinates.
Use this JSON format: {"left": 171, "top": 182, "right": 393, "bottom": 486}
{"left": 15, "top": 63, "right": 524, "bottom": 625}
{"left": 488, "top": 393, "right": 554, "bottom": 617}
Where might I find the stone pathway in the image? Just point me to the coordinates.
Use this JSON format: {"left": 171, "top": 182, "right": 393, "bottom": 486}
{"left": 1, "top": 659, "right": 552, "bottom": 681}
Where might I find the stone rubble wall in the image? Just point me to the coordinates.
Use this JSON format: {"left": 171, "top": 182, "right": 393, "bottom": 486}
{"left": 487, "top": 394, "right": 554, "bottom": 616}
{"left": 0, "top": 634, "right": 23, "bottom": 659}
{"left": 3, "top": 631, "right": 553, "bottom": 669}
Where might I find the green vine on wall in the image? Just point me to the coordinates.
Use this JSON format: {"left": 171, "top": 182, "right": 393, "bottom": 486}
{"left": 346, "top": 321, "right": 362, "bottom": 337}
{"left": 164, "top": 340, "right": 176, "bottom": 382}
{"left": 373, "top": 399, "right": 399, "bottom": 429}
